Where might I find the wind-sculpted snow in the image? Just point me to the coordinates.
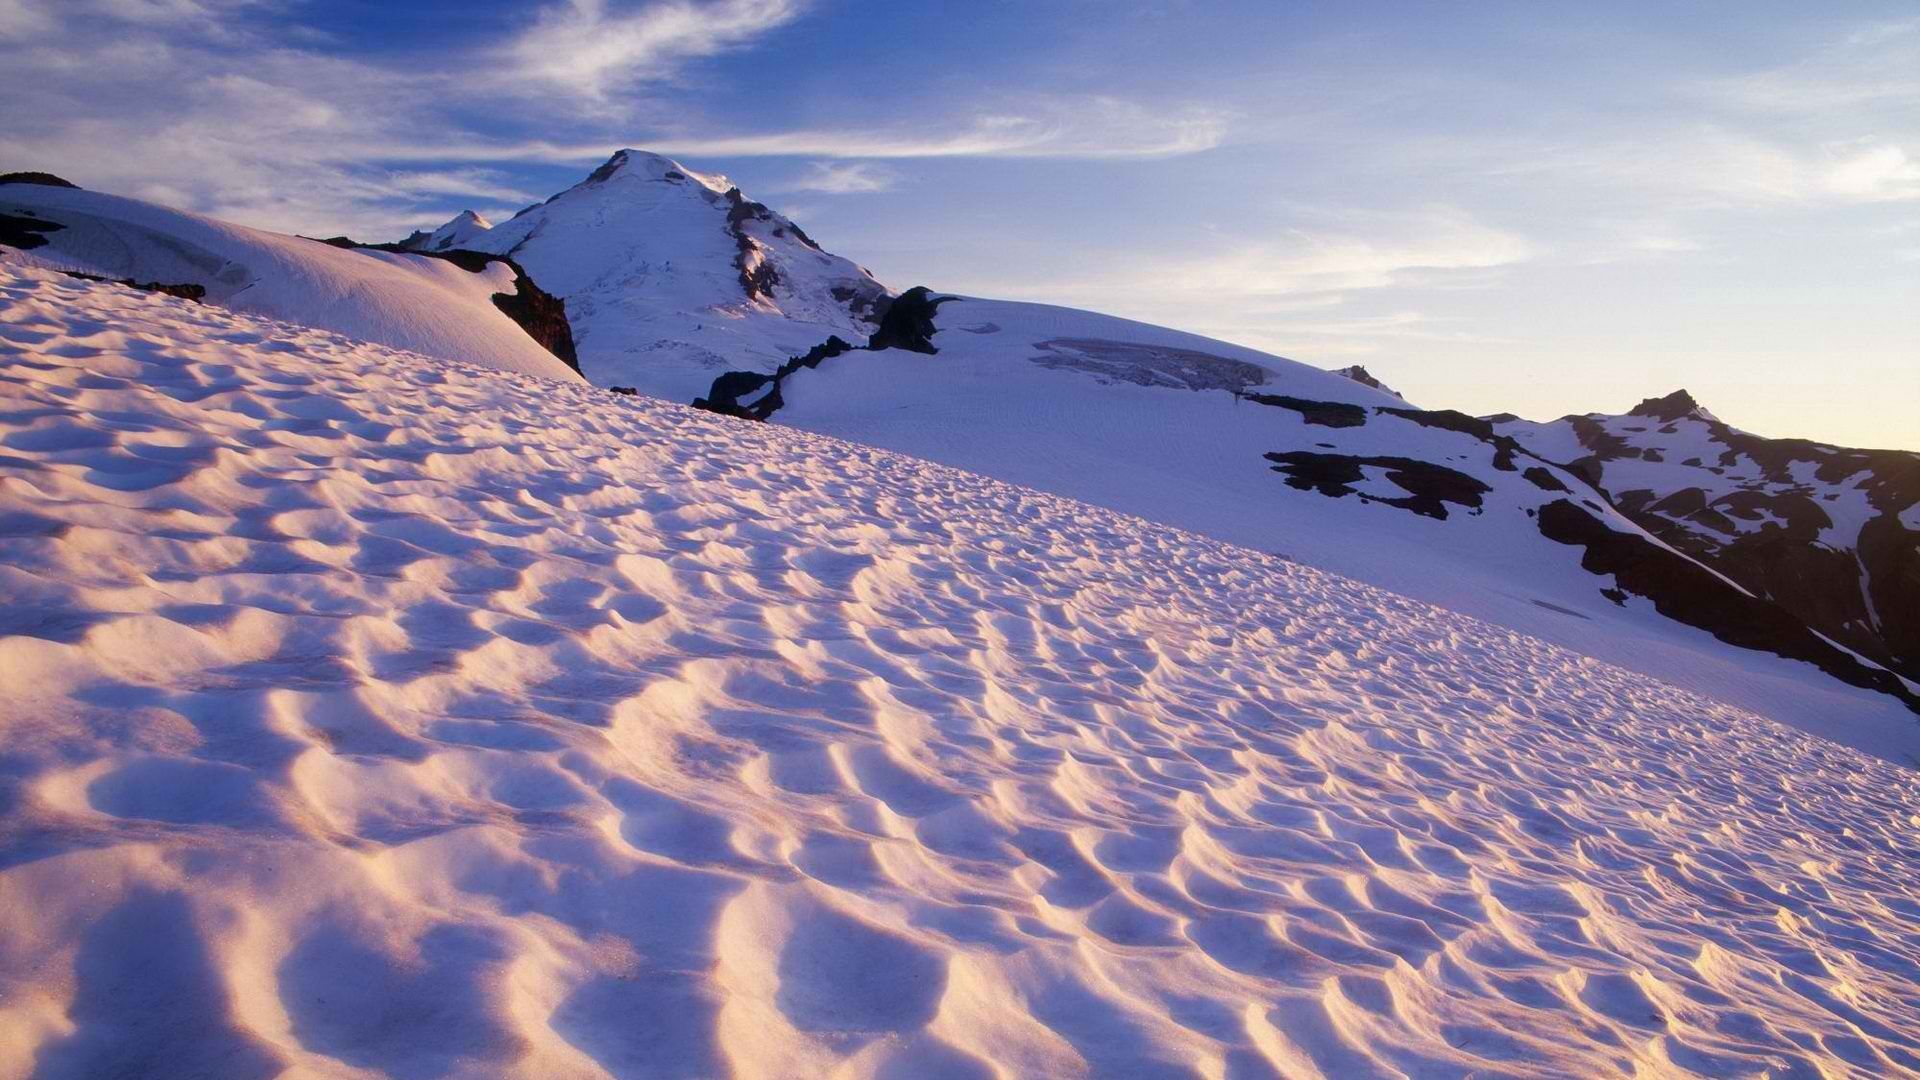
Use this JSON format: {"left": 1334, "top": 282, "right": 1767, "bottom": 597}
{"left": 717, "top": 296, "right": 1920, "bottom": 753}
{"left": 2, "top": 268, "right": 1919, "bottom": 1079}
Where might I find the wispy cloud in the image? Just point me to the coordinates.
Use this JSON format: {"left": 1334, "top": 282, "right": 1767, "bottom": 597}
{"left": 353, "top": 98, "right": 1231, "bottom": 166}
{"left": 381, "top": 169, "right": 541, "bottom": 204}
{"left": 641, "top": 100, "right": 1232, "bottom": 160}
{"left": 1704, "top": 17, "right": 1920, "bottom": 113}
{"left": 0, "top": 0, "right": 1230, "bottom": 237}
{"left": 1039, "top": 208, "right": 1534, "bottom": 306}
{"left": 780, "top": 161, "right": 898, "bottom": 194}
{"left": 506, "top": 0, "right": 804, "bottom": 100}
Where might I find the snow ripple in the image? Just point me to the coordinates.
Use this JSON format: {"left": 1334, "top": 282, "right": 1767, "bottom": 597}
{"left": 1, "top": 268, "right": 1918, "bottom": 1078}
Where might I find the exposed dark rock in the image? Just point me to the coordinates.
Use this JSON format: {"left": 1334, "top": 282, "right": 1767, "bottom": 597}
{"left": 1628, "top": 389, "right": 1702, "bottom": 422}
{"left": 1540, "top": 398, "right": 1920, "bottom": 680}
{"left": 695, "top": 286, "right": 955, "bottom": 422}
{"left": 723, "top": 188, "right": 783, "bottom": 302}
{"left": 485, "top": 266, "right": 578, "bottom": 374}
{"left": 1376, "top": 405, "right": 1497, "bottom": 441}
{"left": 1522, "top": 466, "right": 1568, "bottom": 493}
{"left": 1375, "top": 406, "right": 1531, "bottom": 472}
{"left": 582, "top": 153, "right": 630, "bottom": 186}
{"left": 830, "top": 284, "right": 886, "bottom": 325}
{"left": 0, "top": 172, "right": 79, "bottom": 189}
{"left": 693, "top": 336, "right": 859, "bottom": 420}
{"left": 1332, "top": 364, "right": 1401, "bottom": 397}
{"left": 867, "top": 286, "right": 952, "bottom": 354}
{"left": 1264, "top": 452, "right": 1492, "bottom": 520}
{"left": 610, "top": 386, "right": 637, "bottom": 396}
{"left": 1536, "top": 498, "right": 1920, "bottom": 713}
{"left": 58, "top": 271, "right": 205, "bottom": 302}
{"left": 310, "top": 236, "right": 579, "bottom": 374}
{"left": 1246, "top": 394, "right": 1368, "bottom": 427}
{"left": 0, "top": 211, "right": 64, "bottom": 249}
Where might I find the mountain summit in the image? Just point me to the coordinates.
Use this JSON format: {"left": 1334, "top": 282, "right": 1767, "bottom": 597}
{"left": 399, "top": 209, "right": 493, "bottom": 254}
{"left": 1627, "top": 388, "right": 1713, "bottom": 422}
{"left": 416, "top": 150, "right": 890, "bottom": 399}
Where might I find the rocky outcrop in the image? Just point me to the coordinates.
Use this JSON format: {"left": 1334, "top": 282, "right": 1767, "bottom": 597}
{"left": 1537, "top": 498, "right": 1920, "bottom": 713}
{"left": 1245, "top": 394, "right": 1369, "bottom": 427}
{"left": 58, "top": 270, "right": 205, "bottom": 302}
{"left": 1497, "top": 393, "right": 1920, "bottom": 681}
{"left": 866, "top": 287, "right": 951, "bottom": 354}
{"left": 1628, "top": 388, "right": 1706, "bottom": 422}
{"left": 695, "top": 287, "right": 958, "bottom": 420}
{"left": 1266, "top": 452, "right": 1491, "bottom": 520}
{"left": 314, "top": 237, "right": 579, "bottom": 374}
{"left": 694, "top": 336, "right": 859, "bottom": 420}
{"left": 0, "top": 172, "right": 79, "bottom": 189}
{"left": 0, "top": 211, "right": 64, "bottom": 249}
{"left": 1333, "top": 364, "right": 1401, "bottom": 398}
{"left": 722, "top": 188, "right": 782, "bottom": 303}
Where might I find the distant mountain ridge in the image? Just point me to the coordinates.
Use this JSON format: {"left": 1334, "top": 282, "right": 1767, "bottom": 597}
{"left": 1496, "top": 391, "right": 1920, "bottom": 682}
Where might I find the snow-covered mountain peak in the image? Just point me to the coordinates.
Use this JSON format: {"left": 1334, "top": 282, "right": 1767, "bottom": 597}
{"left": 451, "top": 150, "right": 891, "bottom": 399}
{"left": 583, "top": 147, "right": 731, "bottom": 193}
{"left": 399, "top": 208, "right": 494, "bottom": 254}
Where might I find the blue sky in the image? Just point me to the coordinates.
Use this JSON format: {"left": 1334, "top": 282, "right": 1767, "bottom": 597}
{"left": 3, "top": 0, "right": 1916, "bottom": 449}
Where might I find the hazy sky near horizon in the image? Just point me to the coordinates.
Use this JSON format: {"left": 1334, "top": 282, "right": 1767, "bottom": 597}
{"left": 3, "top": 0, "right": 1916, "bottom": 449}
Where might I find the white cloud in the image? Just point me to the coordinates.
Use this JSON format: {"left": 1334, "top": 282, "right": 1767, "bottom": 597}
{"left": 972, "top": 209, "right": 1534, "bottom": 343}
{"left": 1138, "top": 210, "right": 1534, "bottom": 300}
{"left": 780, "top": 161, "right": 897, "bottom": 194}
{"left": 359, "top": 98, "right": 1230, "bottom": 166}
{"left": 0, "top": 0, "right": 1230, "bottom": 239}
{"left": 382, "top": 170, "right": 540, "bottom": 204}
{"left": 1706, "top": 17, "right": 1920, "bottom": 113}
{"left": 506, "top": 0, "right": 803, "bottom": 100}
{"left": 1467, "top": 128, "right": 1920, "bottom": 208}
{"left": 634, "top": 100, "right": 1231, "bottom": 160}
{"left": 0, "top": 0, "right": 55, "bottom": 37}
{"left": 1823, "top": 142, "right": 1920, "bottom": 201}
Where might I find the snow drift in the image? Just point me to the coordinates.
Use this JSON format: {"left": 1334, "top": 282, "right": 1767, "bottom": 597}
{"left": 2, "top": 267, "right": 1919, "bottom": 1078}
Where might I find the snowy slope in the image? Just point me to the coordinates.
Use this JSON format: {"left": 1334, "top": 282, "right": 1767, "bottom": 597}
{"left": 0, "top": 181, "right": 578, "bottom": 382}
{"left": 399, "top": 210, "right": 495, "bottom": 254}
{"left": 1495, "top": 392, "right": 1920, "bottom": 682}
{"left": 3, "top": 267, "right": 1919, "bottom": 1078}
{"left": 450, "top": 150, "right": 889, "bottom": 399}
{"left": 697, "top": 292, "right": 1920, "bottom": 748}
